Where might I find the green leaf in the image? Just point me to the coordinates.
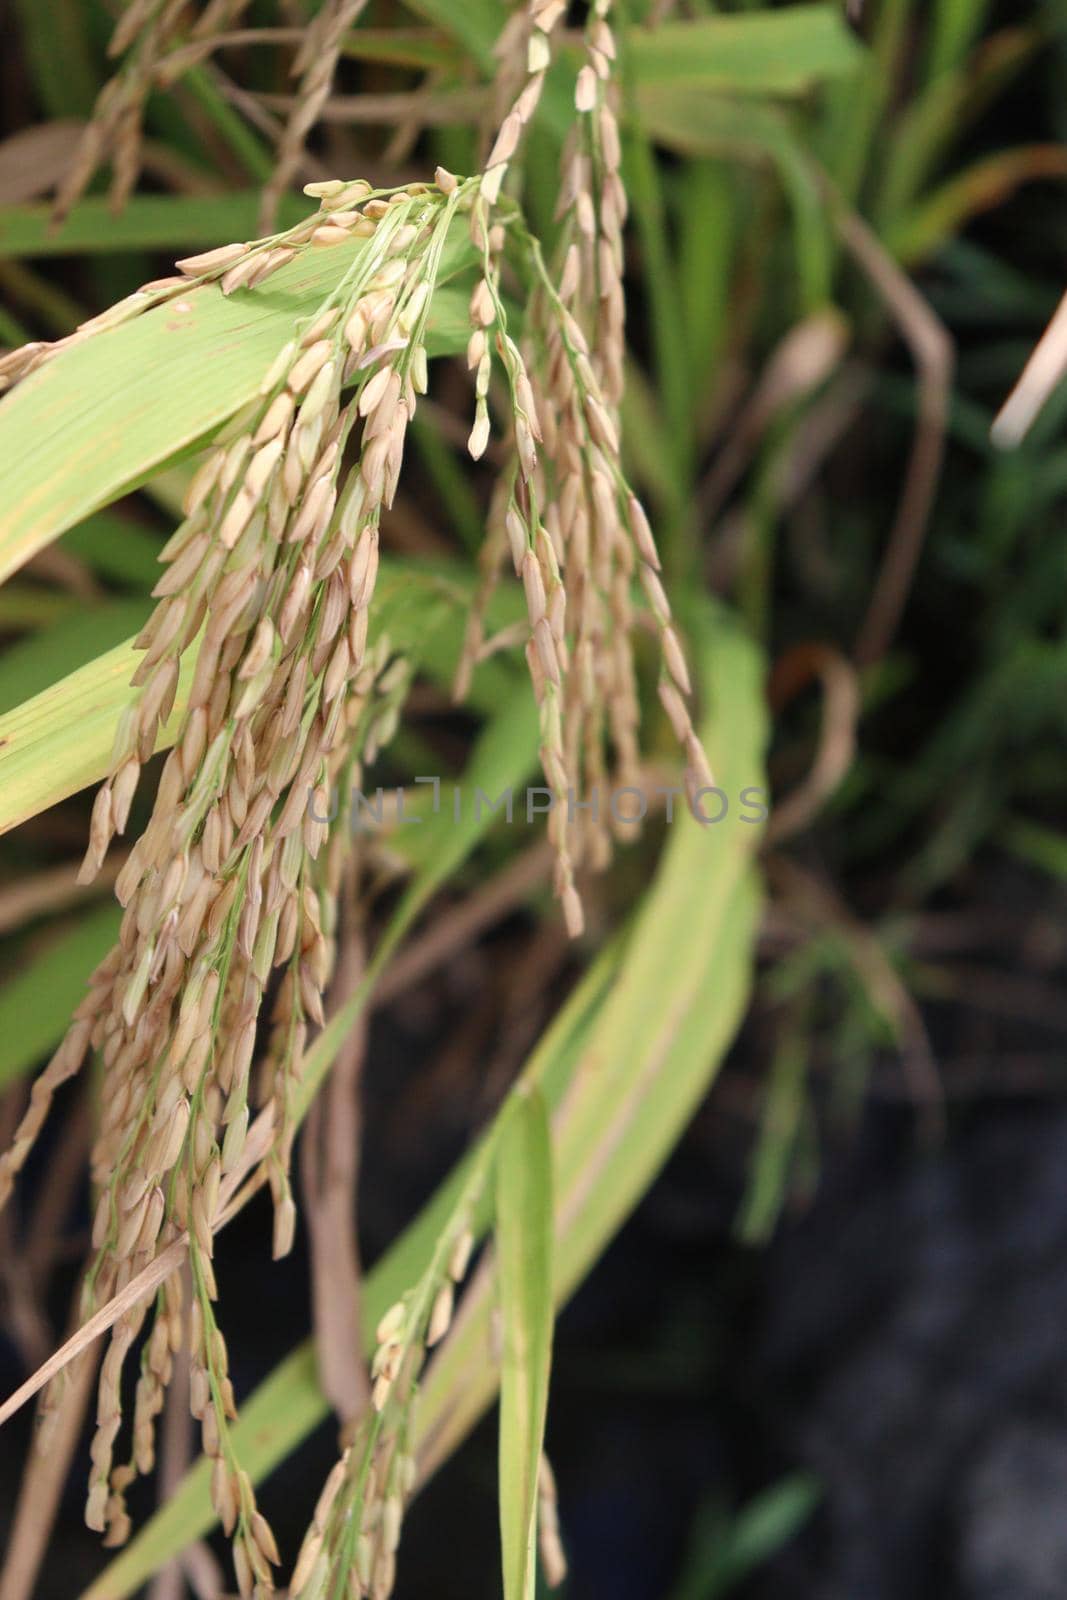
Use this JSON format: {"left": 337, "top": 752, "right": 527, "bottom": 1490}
{"left": 61, "top": 511, "right": 164, "bottom": 589}
{"left": 0, "top": 599, "right": 150, "bottom": 716}
{"left": 0, "top": 558, "right": 508, "bottom": 836}
{"left": 0, "top": 194, "right": 308, "bottom": 259}
{"left": 735, "top": 1023, "right": 809, "bottom": 1245}
{"left": 400, "top": 0, "right": 503, "bottom": 68}
{"left": 409, "top": 615, "right": 767, "bottom": 1474}
{"left": 0, "top": 227, "right": 472, "bottom": 583}
{"left": 627, "top": 7, "right": 864, "bottom": 97}
{"left": 377, "top": 5, "right": 864, "bottom": 94}
{"left": 716, "top": 1476, "right": 821, "bottom": 1589}
{"left": 635, "top": 87, "right": 801, "bottom": 162}
{"left": 179, "top": 66, "right": 276, "bottom": 184}
{"left": 11, "top": 0, "right": 97, "bottom": 120}
{"left": 669, "top": 1475, "right": 820, "bottom": 1600}
{"left": 0, "top": 630, "right": 193, "bottom": 836}
{"left": 635, "top": 92, "right": 832, "bottom": 309}
{"left": 0, "top": 585, "right": 80, "bottom": 629}
{"left": 676, "top": 159, "right": 736, "bottom": 412}
{"left": 926, "top": 0, "right": 996, "bottom": 81}
{"left": 340, "top": 27, "right": 469, "bottom": 71}
{"left": 1002, "top": 816, "right": 1067, "bottom": 881}
{"left": 886, "top": 145, "right": 1067, "bottom": 266}
{"left": 0, "top": 903, "right": 122, "bottom": 1090}
{"left": 875, "top": 27, "right": 1038, "bottom": 229}
{"left": 496, "top": 1087, "right": 554, "bottom": 1600}
{"left": 81, "top": 613, "right": 766, "bottom": 1599}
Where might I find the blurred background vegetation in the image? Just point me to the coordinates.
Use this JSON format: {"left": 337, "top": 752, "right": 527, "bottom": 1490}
{"left": 1, "top": 0, "right": 1067, "bottom": 1596}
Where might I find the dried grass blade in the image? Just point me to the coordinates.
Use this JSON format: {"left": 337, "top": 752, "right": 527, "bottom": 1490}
{"left": 300, "top": 886, "right": 369, "bottom": 1423}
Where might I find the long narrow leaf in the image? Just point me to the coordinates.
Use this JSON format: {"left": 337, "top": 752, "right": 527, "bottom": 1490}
{"left": 0, "top": 235, "right": 471, "bottom": 582}
{"left": 0, "top": 633, "right": 194, "bottom": 836}
{"left": 0, "top": 561, "right": 513, "bottom": 834}
{"left": 628, "top": 7, "right": 864, "bottom": 96}
{"left": 0, "top": 600, "right": 150, "bottom": 716}
{"left": 0, "top": 903, "right": 122, "bottom": 1091}
{"left": 400, "top": 0, "right": 502, "bottom": 67}
{"left": 635, "top": 92, "right": 832, "bottom": 308}
{"left": 496, "top": 1088, "right": 554, "bottom": 1600}
{"left": 418, "top": 618, "right": 766, "bottom": 1474}
{"left": 0, "top": 195, "right": 307, "bottom": 258}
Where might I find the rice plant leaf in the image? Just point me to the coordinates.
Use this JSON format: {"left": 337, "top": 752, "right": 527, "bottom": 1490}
{"left": 0, "top": 238, "right": 472, "bottom": 583}
{"left": 364, "top": 4, "right": 862, "bottom": 92}
{"left": 710, "top": 1474, "right": 821, "bottom": 1592}
{"left": 404, "top": 615, "right": 767, "bottom": 1473}
{"left": 926, "top": 0, "right": 996, "bottom": 81}
{"left": 495, "top": 1087, "right": 554, "bottom": 1600}
{"left": 886, "top": 145, "right": 1067, "bottom": 266}
{"left": 0, "top": 903, "right": 122, "bottom": 1090}
{"left": 1002, "top": 817, "right": 1067, "bottom": 881}
{"left": 400, "top": 0, "right": 503, "bottom": 67}
{"left": 340, "top": 27, "right": 469, "bottom": 71}
{"left": 669, "top": 1474, "right": 820, "bottom": 1600}
{"left": 10, "top": 0, "right": 97, "bottom": 120}
{"left": 735, "top": 1024, "right": 809, "bottom": 1245}
{"left": 0, "top": 195, "right": 308, "bottom": 258}
{"left": 61, "top": 512, "right": 165, "bottom": 588}
{"left": 634, "top": 87, "right": 806, "bottom": 162}
{"left": 0, "top": 600, "right": 150, "bottom": 716}
{"left": 0, "top": 585, "right": 80, "bottom": 630}
{"left": 80, "top": 613, "right": 766, "bottom": 1600}
{"left": 180, "top": 66, "right": 276, "bottom": 184}
{"left": 0, "top": 632, "right": 193, "bottom": 837}
{"left": 636, "top": 92, "right": 832, "bottom": 307}
{"left": 0, "top": 559, "right": 497, "bottom": 835}
{"left": 627, "top": 6, "right": 865, "bottom": 96}
{"left": 875, "top": 27, "right": 1039, "bottom": 229}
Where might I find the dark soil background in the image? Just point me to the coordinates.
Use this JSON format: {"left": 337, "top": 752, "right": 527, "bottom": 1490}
{"left": 6, "top": 954, "right": 1067, "bottom": 1600}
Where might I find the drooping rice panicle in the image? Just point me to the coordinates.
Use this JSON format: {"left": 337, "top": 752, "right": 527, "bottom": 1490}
{"left": 1, "top": 175, "right": 481, "bottom": 1587}
{"left": 53, "top": 0, "right": 256, "bottom": 223}
{"left": 287, "top": 1167, "right": 482, "bottom": 1600}
{"left": 1, "top": 11, "right": 716, "bottom": 1585}
{"left": 453, "top": 0, "right": 713, "bottom": 916}
{"left": 258, "top": 0, "right": 371, "bottom": 232}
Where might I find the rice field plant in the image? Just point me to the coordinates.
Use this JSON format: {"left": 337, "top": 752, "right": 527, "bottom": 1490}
{"left": 0, "top": 1, "right": 1064, "bottom": 1597}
